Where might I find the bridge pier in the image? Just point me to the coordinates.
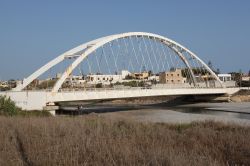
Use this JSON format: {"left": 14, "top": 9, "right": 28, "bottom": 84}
{"left": 43, "top": 104, "right": 59, "bottom": 116}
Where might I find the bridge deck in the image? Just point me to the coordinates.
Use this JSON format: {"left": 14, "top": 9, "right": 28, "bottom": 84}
{"left": 0, "top": 88, "right": 240, "bottom": 110}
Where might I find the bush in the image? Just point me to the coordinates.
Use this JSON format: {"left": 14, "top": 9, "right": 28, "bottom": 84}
{"left": 17, "top": 110, "right": 51, "bottom": 117}
{"left": 0, "top": 96, "right": 19, "bottom": 116}
{"left": 0, "top": 96, "right": 52, "bottom": 117}
{"left": 96, "top": 83, "right": 102, "bottom": 88}
{"left": 0, "top": 86, "right": 11, "bottom": 91}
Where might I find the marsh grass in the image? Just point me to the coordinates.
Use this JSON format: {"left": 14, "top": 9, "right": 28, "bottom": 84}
{"left": 0, "top": 116, "right": 249, "bottom": 166}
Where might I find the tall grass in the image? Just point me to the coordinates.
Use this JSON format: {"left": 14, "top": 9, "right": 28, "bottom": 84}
{"left": 0, "top": 116, "right": 249, "bottom": 165}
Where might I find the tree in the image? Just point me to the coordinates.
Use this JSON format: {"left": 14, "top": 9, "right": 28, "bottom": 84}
{"left": 216, "top": 68, "right": 220, "bottom": 74}
{"left": 148, "top": 70, "right": 153, "bottom": 76}
{"left": 208, "top": 60, "right": 213, "bottom": 70}
{"left": 96, "top": 83, "right": 102, "bottom": 88}
{"left": 125, "top": 75, "right": 133, "bottom": 80}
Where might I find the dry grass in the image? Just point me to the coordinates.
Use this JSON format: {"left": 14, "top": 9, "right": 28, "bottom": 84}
{"left": 0, "top": 116, "right": 250, "bottom": 166}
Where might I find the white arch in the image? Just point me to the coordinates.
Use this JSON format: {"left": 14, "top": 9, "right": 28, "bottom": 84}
{"left": 14, "top": 32, "right": 223, "bottom": 92}
{"left": 52, "top": 32, "right": 223, "bottom": 92}
{"left": 13, "top": 35, "right": 111, "bottom": 91}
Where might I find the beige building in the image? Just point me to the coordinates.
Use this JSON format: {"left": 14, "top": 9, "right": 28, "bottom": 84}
{"left": 242, "top": 75, "right": 250, "bottom": 81}
{"left": 159, "top": 69, "right": 186, "bottom": 84}
{"left": 131, "top": 71, "right": 149, "bottom": 80}
{"left": 0, "top": 81, "right": 8, "bottom": 88}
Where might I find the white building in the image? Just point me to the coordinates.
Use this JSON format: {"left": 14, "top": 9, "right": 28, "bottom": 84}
{"left": 218, "top": 74, "right": 235, "bottom": 87}
{"left": 218, "top": 74, "right": 232, "bottom": 82}
{"left": 121, "top": 70, "right": 131, "bottom": 79}
{"left": 86, "top": 70, "right": 130, "bottom": 85}
{"left": 86, "top": 74, "right": 122, "bottom": 85}
{"left": 148, "top": 75, "right": 160, "bottom": 82}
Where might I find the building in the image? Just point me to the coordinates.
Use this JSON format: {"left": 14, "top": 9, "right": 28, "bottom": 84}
{"left": 56, "top": 73, "right": 62, "bottom": 79}
{"left": 86, "top": 74, "right": 122, "bottom": 85}
{"left": 148, "top": 75, "right": 159, "bottom": 82}
{"left": 86, "top": 70, "right": 130, "bottom": 85}
{"left": 240, "top": 75, "right": 250, "bottom": 87}
{"left": 218, "top": 74, "right": 236, "bottom": 87}
{"left": 218, "top": 74, "right": 232, "bottom": 82}
{"left": 159, "top": 69, "right": 186, "bottom": 84}
{"left": 242, "top": 75, "right": 250, "bottom": 81}
{"left": 131, "top": 71, "right": 149, "bottom": 80}
{"left": 0, "top": 81, "right": 8, "bottom": 88}
{"left": 121, "top": 70, "right": 131, "bottom": 79}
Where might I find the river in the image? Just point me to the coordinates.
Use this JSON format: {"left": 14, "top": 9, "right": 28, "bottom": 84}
{"left": 58, "top": 102, "right": 250, "bottom": 124}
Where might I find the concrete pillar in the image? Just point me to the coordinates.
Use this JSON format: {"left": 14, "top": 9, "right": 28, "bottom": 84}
{"left": 43, "top": 105, "right": 59, "bottom": 116}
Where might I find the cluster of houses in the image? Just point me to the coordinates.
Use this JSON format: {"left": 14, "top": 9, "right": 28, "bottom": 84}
{"left": 55, "top": 69, "right": 250, "bottom": 88}
{"left": 0, "top": 79, "right": 21, "bottom": 90}
{"left": 64, "top": 70, "right": 158, "bottom": 87}
{"left": 1, "top": 69, "right": 250, "bottom": 90}
{"left": 63, "top": 68, "right": 234, "bottom": 88}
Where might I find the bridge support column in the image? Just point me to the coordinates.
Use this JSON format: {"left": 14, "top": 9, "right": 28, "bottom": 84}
{"left": 43, "top": 104, "right": 59, "bottom": 116}
{"left": 47, "top": 110, "right": 56, "bottom": 116}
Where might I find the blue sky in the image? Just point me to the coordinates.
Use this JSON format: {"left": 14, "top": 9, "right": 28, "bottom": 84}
{"left": 0, "top": 0, "right": 249, "bottom": 80}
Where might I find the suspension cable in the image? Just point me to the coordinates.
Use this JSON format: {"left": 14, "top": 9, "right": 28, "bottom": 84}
{"left": 148, "top": 36, "right": 160, "bottom": 73}
{"left": 142, "top": 36, "right": 154, "bottom": 71}
{"left": 153, "top": 37, "right": 164, "bottom": 72}
{"left": 136, "top": 36, "right": 148, "bottom": 73}
{"left": 123, "top": 37, "right": 135, "bottom": 73}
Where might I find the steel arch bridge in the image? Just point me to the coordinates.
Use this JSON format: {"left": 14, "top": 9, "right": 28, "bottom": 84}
{"left": 14, "top": 32, "right": 223, "bottom": 92}
{"left": 1, "top": 32, "right": 239, "bottom": 110}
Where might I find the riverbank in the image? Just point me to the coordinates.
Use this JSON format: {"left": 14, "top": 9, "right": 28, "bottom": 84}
{"left": 231, "top": 89, "right": 250, "bottom": 102}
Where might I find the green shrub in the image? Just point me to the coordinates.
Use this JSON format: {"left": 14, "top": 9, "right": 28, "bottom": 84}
{"left": 96, "top": 83, "right": 102, "bottom": 88}
{"left": 0, "top": 96, "right": 52, "bottom": 117}
{"left": 0, "top": 96, "right": 19, "bottom": 116}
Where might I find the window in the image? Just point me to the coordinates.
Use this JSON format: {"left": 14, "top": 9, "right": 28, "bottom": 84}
{"left": 177, "top": 74, "right": 179, "bottom": 76}
{"left": 171, "top": 74, "right": 173, "bottom": 76}
{"left": 171, "top": 80, "right": 174, "bottom": 82}
{"left": 103, "top": 78, "right": 105, "bottom": 80}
